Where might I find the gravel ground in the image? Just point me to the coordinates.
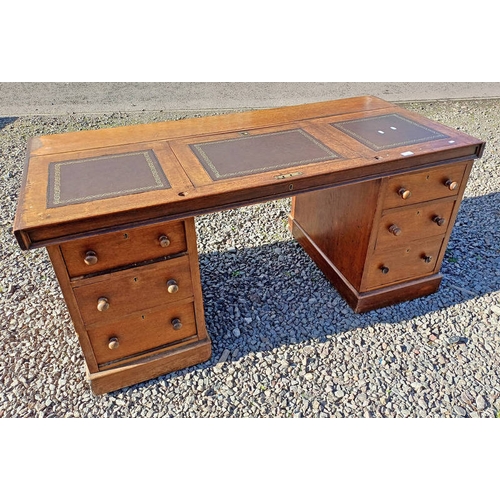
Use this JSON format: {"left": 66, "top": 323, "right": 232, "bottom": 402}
{"left": 1, "top": 100, "right": 499, "bottom": 418}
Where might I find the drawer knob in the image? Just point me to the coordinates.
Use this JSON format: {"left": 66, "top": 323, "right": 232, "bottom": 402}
{"left": 166, "top": 279, "right": 179, "bottom": 294}
{"left": 159, "top": 235, "right": 171, "bottom": 248}
{"left": 433, "top": 216, "right": 446, "bottom": 226}
{"left": 97, "top": 297, "right": 110, "bottom": 311}
{"left": 422, "top": 255, "right": 433, "bottom": 263}
{"left": 445, "top": 179, "right": 459, "bottom": 191}
{"left": 84, "top": 250, "right": 98, "bottom": 266}
{"left": 398, "top": 188, "right": 412, "bottom": 200}
{"left": 171, "top": 318, "right": 182, "bottom": 330}
{"left": 108, "top": 337, "right": 119, "bottom": 350}
{"left": 389, "top": 224, "right": 402, "bottom": 236}
{"left": 380, "top": 266, "right": 390, "bottom": 274}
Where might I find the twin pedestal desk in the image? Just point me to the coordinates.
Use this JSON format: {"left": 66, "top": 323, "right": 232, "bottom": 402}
{"left": 14, "top": 96, "right": 485, "bottom": 394}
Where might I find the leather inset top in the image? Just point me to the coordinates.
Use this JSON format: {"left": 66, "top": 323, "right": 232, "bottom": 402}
{"left": 331, "top": 113, "right": 449, "bottom": 151}
{"left": 189, "top": 128, "right": 341, "bottom": 180}
{"left": 47, "top": 150, "right": 170, "bottom": 207}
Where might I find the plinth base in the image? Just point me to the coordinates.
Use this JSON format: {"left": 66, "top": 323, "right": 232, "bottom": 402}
{"left": 87, "top": 338, "right": 212, "bottom": 395}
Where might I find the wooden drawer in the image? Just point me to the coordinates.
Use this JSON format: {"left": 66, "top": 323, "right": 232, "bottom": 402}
{"left": 363, "top": 237, "right": 444, "bottom": 291}
{"left": 60, "top": 220, "right": 187, "bottom": 278}
{"left": 375, "top": 198, "right": 455, "bottom": 251}
{"left": 88, "top": 300, "right": 198, "bottom": 366}
{"left": 382, "top": 162, "right": 467, "bottom": 209}
{"left": 72, "top": 255, "right": 194, "bottom": 327}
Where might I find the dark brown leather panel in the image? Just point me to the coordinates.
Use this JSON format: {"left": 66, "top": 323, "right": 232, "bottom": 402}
{"left": 331, "top": 113, "right": 449, "bottom": 151}
{"left": 189, "top": 128, "right": 341, "bottom": 180}
{"left": 47, "top": 150, "right": 170, "bottom": 208}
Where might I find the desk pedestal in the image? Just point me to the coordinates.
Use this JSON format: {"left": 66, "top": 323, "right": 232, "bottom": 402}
{"left": 46, "top": 217, "right": 211, "bottom": 395}
{"left": 289, "top": 160, "right": 472, "bottom": 312}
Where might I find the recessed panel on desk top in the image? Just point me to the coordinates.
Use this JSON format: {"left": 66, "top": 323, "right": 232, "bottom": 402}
{"left": 169, "top": 122, "right": 365, "bottom": 196}
{"left": 331, "top": 113, "right": 449, "bottom": 151}
{"left": 14, "top": 140, "right": 195, "bottom": 250}
{"left": 189, "top": 128, "right": 341, "bottom": 180}
{"left": 47, "top": 149, "right": 170, "bottom": 207}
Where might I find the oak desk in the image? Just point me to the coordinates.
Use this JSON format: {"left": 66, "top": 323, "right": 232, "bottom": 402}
{"left": 14, "top": 96, "right": 485, "bottom": 394}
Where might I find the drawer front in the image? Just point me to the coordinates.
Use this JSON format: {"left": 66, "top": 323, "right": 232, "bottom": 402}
{"left": 383, "top": 162, "right": 467, "bottom": 209}
{"left": 88, "top": 301, "right": 198, "bottom": 366}
{"left": 363, "top": 237, "right": 444, "bottom": 291}
{"left": 73, "top": 255, "right": 194, "bottom": 327}
{"left": 375, "top": 199, "right": 455, "bottom": 251}
{"left": 61, "top": 220, "right": 187, "bottom": 277}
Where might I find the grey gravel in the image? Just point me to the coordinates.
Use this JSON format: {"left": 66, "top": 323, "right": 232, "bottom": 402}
{"left": 1, "top": 100, "right": 500, "bottom": 418}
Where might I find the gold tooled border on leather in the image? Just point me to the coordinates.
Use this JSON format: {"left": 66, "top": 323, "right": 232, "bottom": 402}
{"left": 331, "top": 113, "right": 449, "bottom": 151}
{"left": 47, "top": 150, "right": 170, "bottom": 208}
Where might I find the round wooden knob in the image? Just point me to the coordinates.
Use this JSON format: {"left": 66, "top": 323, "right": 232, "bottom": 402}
{"left": 380, "top": 266, "right": 390, "bottom": 274}
{"left": 389, "top": 224, "right": 402, "bottom": 236}
{"left": 84, "top": 250, "right": 98, "bottom": 266}
{"left": 159, "top": 235, "right": 171, "bottom": 248}
{"left": 108, "top": 337, "right": 119, "bottom": 350}
{"left": 422, "top": 255, "right": 433, "bottom": 263}
{"left": 433, "top": 216, "right": 446, "bottom": 226}
{"left": 445, "top": 179, "right": 458, "bottom": 191}
{"left": 97, "top": 297, "right": 110, "bottom": 311}
{"left": 171, "top": 318, "right": 182, "bottom": 330}
{"left": 398, "top": 188, "right": 411, "bottom": 200}
{"left": 166, "top": 279, "right": 179, "bottom": 294}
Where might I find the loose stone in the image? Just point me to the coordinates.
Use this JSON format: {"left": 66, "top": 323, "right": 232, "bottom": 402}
{"left": 453, "top": 405, "right": 467, "bottom": 417}
{"left": 476, "top": 395, "right": 487, "bottom": 411}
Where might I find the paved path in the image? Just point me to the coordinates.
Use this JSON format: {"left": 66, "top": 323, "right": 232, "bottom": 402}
{"left": 1, "top": 82, "right": 500, "bottom": 116}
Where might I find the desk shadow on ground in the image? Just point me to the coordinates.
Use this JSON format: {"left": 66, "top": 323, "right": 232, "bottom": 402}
{"left": 0, "top": 117, "right": 18, "bottom": 130}
{"left": 193, "top": 191, "right": 500, "bottom": 368}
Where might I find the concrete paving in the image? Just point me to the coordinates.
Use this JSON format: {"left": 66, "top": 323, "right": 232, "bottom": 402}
{"left": 1, "top": 82, "right": 500, "bottom": 116}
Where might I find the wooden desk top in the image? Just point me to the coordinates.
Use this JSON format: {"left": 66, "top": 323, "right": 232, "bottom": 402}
{"left": 14, "top": 96, "right": 485, "bottom": 250}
